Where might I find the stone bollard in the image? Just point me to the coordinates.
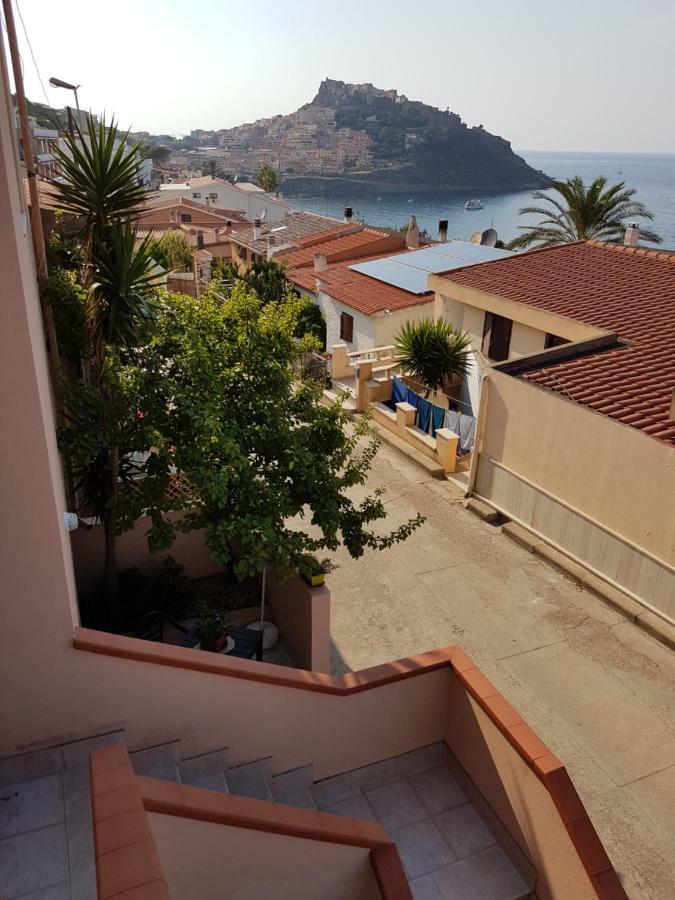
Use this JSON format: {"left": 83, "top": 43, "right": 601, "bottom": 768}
{"left": 395, "top": 401, "right": 416, "bottom": 431}
{"left": 435, "top": 428, "right": 459, "bottom": 473}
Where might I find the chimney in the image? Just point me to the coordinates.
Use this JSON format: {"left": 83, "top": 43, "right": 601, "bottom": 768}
{"left": 253, "top": 217, "right": 261, "bottom": 240}
{"left": 196, "top": 231, "right": 204, "bottom": 250}
{"left": 438, "top": 219, "right": 448, "bottom": 243}
{"left": 405, "top": 215, "right": 420, "bottom": 249}
{"left": 314, "top": 252, "right": 328, "bottom": 273}
{"left": 624, "top": 223, "right": 640, "bottom": 247}
{"left": 344, "top": 206, "right": 353, "bottom": 223}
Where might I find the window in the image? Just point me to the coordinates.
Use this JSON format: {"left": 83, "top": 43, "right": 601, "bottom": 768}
{"left": 192, "top": 192, "right": 201, "bottom": 199}
{"left": 340, "top": 312, "right": 354, "bottom": 342}
{"left": 482, "top": 312, "right": 512, "bottom": 362}
{"left": 545, "top": 332, "right": 567, "bottom": 349}
{"left": 180, "top": 213, "right": 192, "bottom": 223}
{"left": 209, "top": 192, "right": 218, "bottom": 201}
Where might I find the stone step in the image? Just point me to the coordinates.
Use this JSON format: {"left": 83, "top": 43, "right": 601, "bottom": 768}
{"left": 269, "top": 764, "right": 315, "bottom": 807}
{"left": 130, "top": 741, "right": 181, "bottom": 779}
{"left": 226, "top": 758, "right": 273, "bottom": 801}
{"left": 179, "top": 748, "right": 230, "bottom": 785}
{"left": 188, "top": 773, "right": 229, "bottom": 793}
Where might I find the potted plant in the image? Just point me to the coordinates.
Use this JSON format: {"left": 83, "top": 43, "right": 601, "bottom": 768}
{"left": 199, "top": 607, "right": 229, "bottom": 652}
{"left": 299, "top": 555, "right": 334, "bottom": 587}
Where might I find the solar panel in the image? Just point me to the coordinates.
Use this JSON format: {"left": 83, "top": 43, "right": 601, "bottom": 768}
{"left": 349, "top": 241, "right": 512, "bottom": 294}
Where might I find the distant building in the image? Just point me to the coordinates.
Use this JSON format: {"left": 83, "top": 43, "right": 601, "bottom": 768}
{"left": 158, "top": 175, "right": 290, "bottom": 223}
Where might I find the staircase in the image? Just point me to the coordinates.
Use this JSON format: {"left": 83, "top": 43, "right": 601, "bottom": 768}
{"left": 0, "top": 730, "right": 534, "bottom": 899}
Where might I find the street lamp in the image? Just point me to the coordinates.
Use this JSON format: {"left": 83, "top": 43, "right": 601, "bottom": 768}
{"left": 48, "top": 76, "right": 80, "bottom": 111}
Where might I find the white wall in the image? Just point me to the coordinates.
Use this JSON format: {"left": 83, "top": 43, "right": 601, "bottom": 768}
{"left": 318, "top": 289, "right": 376, "bottom": 352}
{"left": 160, "top": 180, "right": 290, "bottom": 222}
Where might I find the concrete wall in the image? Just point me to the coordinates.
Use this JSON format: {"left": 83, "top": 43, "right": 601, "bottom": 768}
{"left": 266, "top": 574, "right": 331, "bottom": 673}
{"left": 149, "top": 814, "right": 380, "bottom": 900}
{"left": 160, "top": 182, "right": 290, "bottom": 223}
{"left": 475, "top": 372, "right": 675, "bottom": 620}
{"left": 374, "top": 300, "right": 436, "bottom": 348}
{"left": 445, "top": 674, "right": 596, "bottom": 900}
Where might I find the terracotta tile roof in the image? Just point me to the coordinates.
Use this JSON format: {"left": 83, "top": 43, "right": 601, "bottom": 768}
{"left": 230, "top": 212, "right": 355, "bottom": 255}
{"left": 440, "top": 241, "right": 675, "bottom": 446}
{"left": 289, "top": 251, "right": 434, "bottom": 316}
{"left": 278, "top": 227, "right": 399, "bottom": 268}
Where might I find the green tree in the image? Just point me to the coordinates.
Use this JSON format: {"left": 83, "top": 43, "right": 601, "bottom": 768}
{"left": 256, "top": 163, "right": 278, "bottom": 194}
{"left": 508, "top": 176, "right": 661, "bottom": 250}
{"left": 141, "top": 284, "right": 423, "bottom": 580}
{"left": 395, "top": 319, "right": 471, "bottom": 397}
{"left": 51, "top": 114, "right": 162, "bottom": 618}
{"left": 152, "top": 230, "right": 193, "bottom": 272}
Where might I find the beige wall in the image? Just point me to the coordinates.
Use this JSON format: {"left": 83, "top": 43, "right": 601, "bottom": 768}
{"left": 149, "top": 813, "right": 381, "bottom": 900}
{"left": 509, "top": 322, "right": 546, "bottom": 358}
{"left": 445, "top": 673, "right": 595, "bottom": 900}
{"left": 374, "top": 300, "right": 436, "bottom": 348}
{"left": 70, "top": 514, "right": 224, "bottom": 599}
{"left": 266, "top": 574, "right": 331, "bottom": 673}
{"left": 476, "top": 372, "right": 675, "bottom": 620}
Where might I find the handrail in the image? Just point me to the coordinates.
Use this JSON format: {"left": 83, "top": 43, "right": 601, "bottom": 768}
{"left": 346, "top": 345, "right": 398, "bottom": 360}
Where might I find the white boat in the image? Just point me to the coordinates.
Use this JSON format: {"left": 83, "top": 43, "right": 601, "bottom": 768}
{"left": 465, "top": 198, "right": 483, "bottom": 210}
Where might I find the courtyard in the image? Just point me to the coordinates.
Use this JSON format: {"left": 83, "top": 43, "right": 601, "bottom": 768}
{"left": 327, "top": 439, "right": 675, "bottom": 900}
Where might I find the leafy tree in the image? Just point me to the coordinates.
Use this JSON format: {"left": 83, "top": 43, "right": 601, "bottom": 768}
{"left": 140, "top": 284, "right": 423, "bottom": 580}
{"left": 256, "top": 163, "right": 278, "bottom": 194}
{"left": 240, "top": 258, "right": 288, "bottom": 304}
{"left": 396, "top": 319, "right": 471, "bottom": 396}
{"left": 51, "top": 114, "right": 162, "bottom": 617}
{"left": 151, "top": 230, "right": 193, "bottom": 272}
{"left": 508, "top": 176, "right": 661, "bottom": 250}
{"left": 201, "top": 158, "right": 230, "bottom": 179}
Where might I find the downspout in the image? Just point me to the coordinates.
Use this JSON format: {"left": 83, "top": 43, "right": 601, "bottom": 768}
{"left": 465, "top": 373, "right": 490, "bottom": 498}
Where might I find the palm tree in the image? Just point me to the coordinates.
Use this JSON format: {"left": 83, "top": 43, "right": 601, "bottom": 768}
{"left": 395, "top": 319, "right": 471, "bottom": 397}
{"left": 256, "top": 163, "right": 278, "bottom": 194}
{"left": 52, "top": 114, "right": 161, "bottom": 619}
{"left": 508, "top": 176, "right": 661, "bottom": 250}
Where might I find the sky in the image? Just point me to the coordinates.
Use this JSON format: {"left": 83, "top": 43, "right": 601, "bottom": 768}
{"left": 8, "top": 0, "right": 675, "bottom": 152}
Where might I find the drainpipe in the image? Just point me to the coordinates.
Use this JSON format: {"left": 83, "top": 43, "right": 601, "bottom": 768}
{"left": 465, "top": 373, "right": 490, "bottom": 499}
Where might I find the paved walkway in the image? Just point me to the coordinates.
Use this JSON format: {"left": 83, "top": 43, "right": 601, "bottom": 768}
{"left": 327, "top": 441, "right": 675, "bottom": 900}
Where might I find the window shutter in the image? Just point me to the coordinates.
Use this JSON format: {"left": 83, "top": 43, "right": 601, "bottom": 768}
{"left": 340, "top": 312, "right": 353, "bottom": 342}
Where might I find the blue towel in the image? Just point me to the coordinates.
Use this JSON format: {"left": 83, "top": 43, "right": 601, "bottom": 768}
{"left": 406, "top": 388, "right": 420, "bottom": 409}
{"left": 386, "top": 375, "right": 408, "bottom": 410}
{"left": 416, "top": 397, "right": 432, "bottom": 434}
{"left": 431, "top": 404, "right": 445, "bottom": 437}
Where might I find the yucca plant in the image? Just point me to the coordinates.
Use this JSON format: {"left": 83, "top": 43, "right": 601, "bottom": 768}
{"left": 395, "top": 319, "right": 471, "bottom": 396}
{"left": 508, "top": 176, "right": 661, "bottom": 250}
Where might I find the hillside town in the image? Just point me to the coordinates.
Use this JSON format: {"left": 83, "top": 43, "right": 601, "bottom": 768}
{"left": 1, "top": 3, "right": 674, "bottom": 900}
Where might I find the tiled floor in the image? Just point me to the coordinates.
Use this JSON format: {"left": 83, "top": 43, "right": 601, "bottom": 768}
{"left": 312, "top": 747, "right": 531, "bottom": 899}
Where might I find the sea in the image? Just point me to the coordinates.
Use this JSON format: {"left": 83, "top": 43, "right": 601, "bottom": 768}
{"left": 289, "top": 152, "right": 675, "bottom": 250}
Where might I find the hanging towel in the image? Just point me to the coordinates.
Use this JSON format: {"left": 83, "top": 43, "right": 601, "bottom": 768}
{"left": 386, "top": 375, "right": 408, "bottom": 410}
{"left": 431, "top": 404, "right": 445, "bottom": 437}
{"left": 416, "top": 397, "right": 432, "bottom": 434}
{"left": 458, "top": 414, "right": 477, "bottom": 453}
{"left": 406, "top": 387, "right": 420, "bottom": 409}
{"left": 444, "top": 408, "right": 460, "bottom": 435}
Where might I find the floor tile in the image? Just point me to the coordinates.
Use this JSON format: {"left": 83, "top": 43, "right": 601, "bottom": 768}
{"left": 395, "top": 744, "right": 442, "bottom": 778}
{"left": 434, "top": 803, "right": 496, "bottom": 858}
{"left": 179, "top": 748, "right": 229, "bottom": 783}
{"left": 226, "top": 761, "right": 272, "bottom": 801}
{"left": 65, "top": 789, "right": 94, "bottom": 876}
{"left": 310, "top": 772, "right": 358, "bottom": 808}
{"left": 129, "top": 742, "right": 180, "bottom": 775}
{"left": 270, "top": 765, "right": 314, "bottom": 798}
{"left": 350, "top": 758, "right": 397, "bottom": 791}
{"left": 0, "top": 825, "right": 68, "bottom": 898}
{"left": 409, "top": 766, "right": 466, "bottom": 815}
{"left": 431, "top": 856, "right": 485, "bottom": 900}
{"left": 410, "top": 874, "right": 445, "bottom": 900}
{"left": 69, "top": 866, "right": 97, "bottom": 900}
{"left": 62, "top": 766, "right": 90, "bottom": 797}
{"left": 0, "top": 775, "right": 64, "bottom": 839}
{"left": 473, "top": 845, "right": 529, "bottom": 898}
{"left": 12, "top": 884, "right": 70, "bottom": 900}
{"left": 323, "top": 793, "right": 376, "bottom": 821}
{"left": 365, "top": 779, "right": 427, "bottom": 832}
{"left": 390, "top": 818, "right": 456, "bottom": 879}
{"left": 185, "top": 773, "right": 229, "bottom": 792}
{"left": 271, "top": 787, "right": 317, "bottom": 809}
{"left": 432, "top": 845, "right": 529, "bottom": 900}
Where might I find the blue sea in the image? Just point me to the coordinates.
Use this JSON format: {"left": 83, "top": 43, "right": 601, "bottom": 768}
{"left": 289, "top": 152, "right": 675, "bottom": 250}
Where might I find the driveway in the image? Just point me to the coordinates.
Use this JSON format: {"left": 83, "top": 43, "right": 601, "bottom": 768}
{"left": 326, "top": 440, "right": 675, "bottom": 900}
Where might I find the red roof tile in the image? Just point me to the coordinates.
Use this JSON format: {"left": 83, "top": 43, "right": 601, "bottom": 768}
{"left": 279, "top": 227, "right": 397, "bottom": 268}
{"left": 288, "top": 251, "right": 434, "bottom": 316}
{"left": 440, "top": 241, "right": 675, "bottom": 446}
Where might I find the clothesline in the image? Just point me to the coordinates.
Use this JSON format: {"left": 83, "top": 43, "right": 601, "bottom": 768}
{"left": 387, "top": 376, "right": 476, "bottom": 454}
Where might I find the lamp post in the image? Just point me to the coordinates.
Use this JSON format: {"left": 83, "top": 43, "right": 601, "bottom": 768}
{"left": 48, "top": 76, "right": 80, "bottom": 111}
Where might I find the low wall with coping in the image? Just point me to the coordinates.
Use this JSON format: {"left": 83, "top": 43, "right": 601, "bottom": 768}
{"left": 73, "top": 636, "right": 624, "bottom": 900}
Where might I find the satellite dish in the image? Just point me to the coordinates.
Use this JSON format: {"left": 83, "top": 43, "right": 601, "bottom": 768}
{"left": 470, "top": 231, "right": 482, "bottom": 244}
{"left": 480, "top": 228, "right": 498, "bottom": 247}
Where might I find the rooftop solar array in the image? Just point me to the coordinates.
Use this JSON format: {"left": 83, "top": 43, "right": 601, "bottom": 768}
{"left": 349, "top": 241, "right": 512, "bottom": 294}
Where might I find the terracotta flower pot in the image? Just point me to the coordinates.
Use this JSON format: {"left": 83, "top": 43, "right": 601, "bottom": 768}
{"left": 201, "top": 628, "right": 228, "bottom": 652}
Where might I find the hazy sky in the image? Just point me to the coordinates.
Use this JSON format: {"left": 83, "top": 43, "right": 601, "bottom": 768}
{"left": 9, "top": 0, "right": 675, "bottom": 152}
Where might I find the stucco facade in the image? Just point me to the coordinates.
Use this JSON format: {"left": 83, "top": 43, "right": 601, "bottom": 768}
{"left": 159, "top": 177, "right": 290, "bottom": 222}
